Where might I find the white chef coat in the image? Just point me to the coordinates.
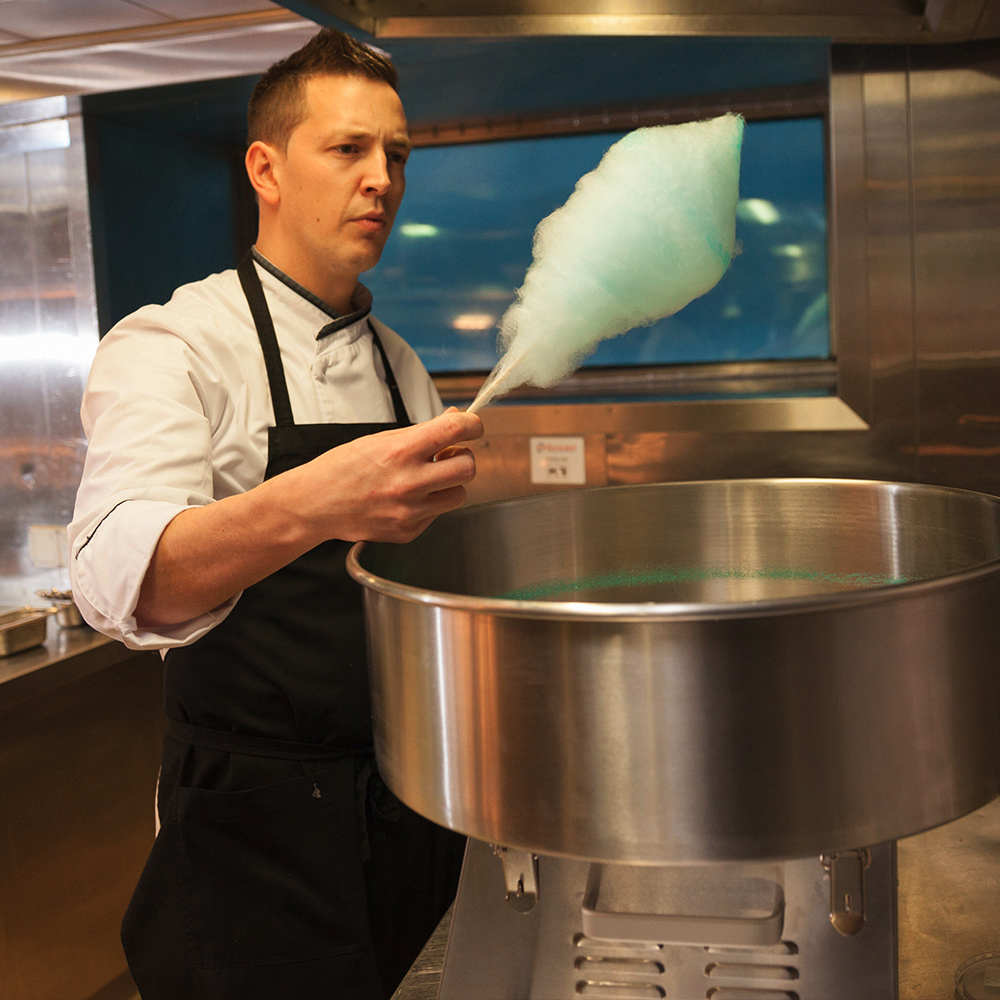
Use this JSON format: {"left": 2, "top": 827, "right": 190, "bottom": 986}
{"left": 69, "top": 253, "right": 443, "bottom": 651}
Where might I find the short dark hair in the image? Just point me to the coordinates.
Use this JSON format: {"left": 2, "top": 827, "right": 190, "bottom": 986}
{"left": 247, "top": 28, "right": 399, "bottom": 149}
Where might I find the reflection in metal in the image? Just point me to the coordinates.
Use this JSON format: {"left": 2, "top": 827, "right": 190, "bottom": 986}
{"left": 291, "top": 0, "right": 1000, "bottom": 43}
{"left": 350, "top": 479, "right": 1000, "bottom": 864}
{"left": 0, "top": 97, "right": 97, "bottom": 606}
{"left": 436, "top": 358, "right": 839, "bottom": 406}
{"left": 476, "top": 395, "right": 869, "bottom": 435}
{"left": 408, "top": 81, "right": 828, "bottom": 147}
{"left": 909, "top": 47, "right": 1000, "bottom": 494}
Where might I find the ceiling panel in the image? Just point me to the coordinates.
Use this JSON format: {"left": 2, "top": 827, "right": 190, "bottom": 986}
{"left": 0, "top": 0, "right": 169, "bottom": 40}
{"left": 140, "top": 0, "right": 284, "bottom": 17}
{"left": 0, "top": 4, "right": 309, "bottom": 103}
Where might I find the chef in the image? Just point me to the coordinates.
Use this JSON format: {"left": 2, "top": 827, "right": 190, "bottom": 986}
{"left": 68, "top": 27, "right": 482, "bottom": 1000}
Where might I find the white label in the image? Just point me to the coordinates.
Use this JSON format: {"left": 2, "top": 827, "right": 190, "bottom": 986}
{"left": 530, "top": 436, "right": 586, "bottom": 485}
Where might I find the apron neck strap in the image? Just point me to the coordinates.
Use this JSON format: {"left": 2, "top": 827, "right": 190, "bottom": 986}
{"left": 238, "top": 252, "right": 295, "bottom": 427}
{"left": 237, "top": 252, "right": 411, "bottom": 429}
{"left": 368, "top": 319, "right": 411, "bottom": 428}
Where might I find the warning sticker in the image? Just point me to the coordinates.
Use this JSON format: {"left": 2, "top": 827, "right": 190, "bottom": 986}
{"left": 529, "top": 436, "right": 586, "bottom": 485}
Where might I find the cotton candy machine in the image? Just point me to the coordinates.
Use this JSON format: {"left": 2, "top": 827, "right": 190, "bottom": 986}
{"left": 347, "top": 478, "right": 1000, "bottom": 998}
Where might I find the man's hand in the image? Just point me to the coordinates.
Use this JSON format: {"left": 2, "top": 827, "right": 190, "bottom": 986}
{"left": 291, "top": 408, "right": 483, "bottom": 544}
{"left": 135, "top": 409, "right": 483, "bottom": 627}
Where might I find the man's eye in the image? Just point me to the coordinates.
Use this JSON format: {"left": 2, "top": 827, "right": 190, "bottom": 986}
{"left": 332, "top": 144, "right": 358, "bottom": 154}
{"left": 389, "top": 152, "right": 409, "bottom": 165}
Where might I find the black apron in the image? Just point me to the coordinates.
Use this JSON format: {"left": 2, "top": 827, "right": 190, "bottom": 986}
{"left": 121, "top": 254, "right": 464, "bottom": 1000}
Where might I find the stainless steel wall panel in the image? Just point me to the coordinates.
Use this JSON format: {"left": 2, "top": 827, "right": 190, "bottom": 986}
{"left": 909, "top": 43, "right": 1000, "bottom": 495}
{"left": 0, "top": 147, "right": 33, "bottom": 331}
{"left": 979, "top": 1, "right": 1000, "bottom": 35}
{"left": 0, "top": 107, "right": 96, "bottom": 605}
{"left": 856, "top": 48, "right": 921, "bottom": 480}
{"left": 0, "top": 96, "right": 72, "bottom": 127}
{"left": 827, "top": 44, "right": 869, "bottom": 411}
{"left": 0, "top": 119, "right": 70, "bottom": 156}
{"left": 465, "top": 432, "right": 608, "bottom": 504}
{"left": 0, "top": 131, "right": 46, "bottom": 516}
{"left": 600, "top": 428, "right": 882, "bottom": 488}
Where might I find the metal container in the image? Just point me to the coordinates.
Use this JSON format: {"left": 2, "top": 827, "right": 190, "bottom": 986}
{"left": 36, "top": 590, "right": 87, "bottom": 628}
{"left": 0, "top": 607, "right": 50, "bottom": 657}
{"left": 347, "top": 479, "right": 1000, "bottom": 863}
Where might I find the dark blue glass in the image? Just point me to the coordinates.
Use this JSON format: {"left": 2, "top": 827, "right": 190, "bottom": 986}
{"left": 366, "top": 116, "right": 829, "bottom": 375}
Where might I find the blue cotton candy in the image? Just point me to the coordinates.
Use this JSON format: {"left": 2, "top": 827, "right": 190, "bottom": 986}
{"left": 468, "top": 113, "right": 744, "bottom": 412}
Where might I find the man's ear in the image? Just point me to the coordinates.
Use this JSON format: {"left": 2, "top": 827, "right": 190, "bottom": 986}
{"left": 246, "top": 141, "right": 281, "bottom": 207}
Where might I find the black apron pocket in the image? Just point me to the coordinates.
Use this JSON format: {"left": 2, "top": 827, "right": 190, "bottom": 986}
{"left": 174, "top": 757, "right": 370, "bottom": 969}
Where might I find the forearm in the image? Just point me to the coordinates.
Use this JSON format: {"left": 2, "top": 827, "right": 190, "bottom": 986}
{"left": 135, "top": 472, "right": 322, "bottom": 628}
{"left": 134, "top": 409, "right": 483, "bottom": 629}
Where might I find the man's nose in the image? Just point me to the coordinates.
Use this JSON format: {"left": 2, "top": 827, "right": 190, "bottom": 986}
{"left": 362, "top": 150, "right": 392, "bottom": 195}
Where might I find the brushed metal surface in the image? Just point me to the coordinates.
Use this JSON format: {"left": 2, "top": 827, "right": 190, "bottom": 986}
{"left": 434, "top": 839, "right": 897, "bottom": 999}
{"left": 435, "top": 358, "right": 838, "bottom": 407}
{"left": 910, "top": 44, "right": 1000, "bottom": 497}
{"left": 349, "top": 478, "right": 1000, "bottom": 863}
{"left": 856, "top": 48, "right": 921, "bottom": 468}
{"left": 0, "top": 109, "right": 96, "bottom": 607}
{"left": 305, "top": 0, "right": 1000, "bottom": 42}
{"left": 0, "top": 607, "right": 48, "bottom": 656}
{"left": 393, "top": 799, "right": 1000, "bottom": 999}
{"left": 478, "top": 395, "right": 869, "bottom": 436}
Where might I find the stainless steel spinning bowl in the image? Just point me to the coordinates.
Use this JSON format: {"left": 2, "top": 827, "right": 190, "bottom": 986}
{"left": 347, "top": 479, "right": 1000, "bottom": 863}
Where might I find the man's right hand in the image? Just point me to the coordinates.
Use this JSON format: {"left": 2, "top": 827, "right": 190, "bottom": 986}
{"left": 290, "top": 407, "right": 484, "bottom": 544}
{"left": 135, "top": 409, "right": 483, "bottom": 627}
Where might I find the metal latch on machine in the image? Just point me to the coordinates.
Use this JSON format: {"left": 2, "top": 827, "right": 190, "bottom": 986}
{"left": 821, "top": 847, "right": 871, "bottom": 936}
{"left": 493, "top": 845, "right": 539, "bottom": 912}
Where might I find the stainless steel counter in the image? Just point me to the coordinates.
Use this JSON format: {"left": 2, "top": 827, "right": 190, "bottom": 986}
{"left": 0, "top": 615, "right": 141, "bottom": 710}
{"left": 392, "top": 908, "right": 454, "bottom": 1000}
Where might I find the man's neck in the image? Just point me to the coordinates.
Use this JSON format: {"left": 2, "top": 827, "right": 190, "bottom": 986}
{"left": 253, "top": 237, "right": 357, "bottom": 314}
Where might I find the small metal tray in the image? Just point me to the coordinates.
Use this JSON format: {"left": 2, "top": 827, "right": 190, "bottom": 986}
{"left": 0, "top": 607, "right": 51, "bottom": 657}
{"left": 36, "top": 589, "right": 87, "bottom": 628}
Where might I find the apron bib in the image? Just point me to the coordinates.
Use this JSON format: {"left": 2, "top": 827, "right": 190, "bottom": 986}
{"left": 121, "top": 254, "right": 463, "bottom": 1000}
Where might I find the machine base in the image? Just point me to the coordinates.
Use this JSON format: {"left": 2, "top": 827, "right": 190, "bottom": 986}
{"left": 439, "top": 838, "right": 897, "bottom": 999}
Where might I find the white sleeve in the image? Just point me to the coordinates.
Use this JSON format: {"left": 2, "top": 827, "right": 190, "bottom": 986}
{"left": 68, "top": 315, "right": 242, "bottom": 650}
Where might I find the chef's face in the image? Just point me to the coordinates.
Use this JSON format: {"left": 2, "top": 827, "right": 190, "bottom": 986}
{"left": 273, "top": 73, "right": 410, "bottom": 292}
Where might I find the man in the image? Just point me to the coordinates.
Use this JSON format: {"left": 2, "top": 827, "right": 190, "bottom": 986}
{"left": 69, "top": 28, "right": 482, "bottom": 1000}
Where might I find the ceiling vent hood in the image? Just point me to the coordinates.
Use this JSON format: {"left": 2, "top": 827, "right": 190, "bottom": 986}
{"left": 280, "top": 0, "right": 1000, "bottom": 42}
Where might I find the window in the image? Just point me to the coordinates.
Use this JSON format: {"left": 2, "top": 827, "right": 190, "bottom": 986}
{"left": 367, "top": 114, "right": 829, "bottom": 386}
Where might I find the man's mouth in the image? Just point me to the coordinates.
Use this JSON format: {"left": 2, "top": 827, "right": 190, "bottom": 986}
{"left": 354, "top": 213, "right": 386, "bottom": 233}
